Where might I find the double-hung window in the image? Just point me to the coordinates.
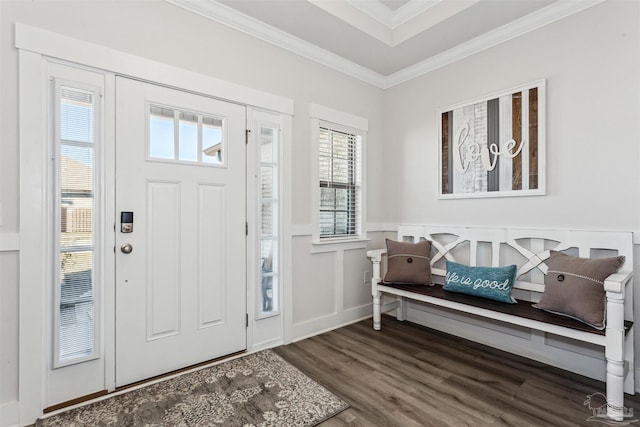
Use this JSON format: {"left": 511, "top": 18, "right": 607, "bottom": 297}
{"left": 312, "top": 104, "right": 367, "bottom": 243}
{"left": 319, "top": 124, "right": 362, "bottom": 238}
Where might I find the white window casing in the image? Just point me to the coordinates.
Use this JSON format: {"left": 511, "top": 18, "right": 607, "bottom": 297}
{"left": 253, "top": 111, "right": 283, "bottom": 319}
{"left": 49, "top": 68, "right": 104, "bottom": 369}
{"left": 310, "top": 104, "right": 368, "bottom": 246}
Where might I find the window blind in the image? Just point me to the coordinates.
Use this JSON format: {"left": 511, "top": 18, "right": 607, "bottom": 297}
{"left": 259, "top": 125, "right": 279, "bottom": 317}
{"left": 56, "top": 85, "right": 98, "bottom": 366}
{"left": 319, "top": 126, "right": 361, "bottom": 238}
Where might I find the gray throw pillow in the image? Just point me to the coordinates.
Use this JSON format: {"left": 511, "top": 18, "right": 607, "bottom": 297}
{"left": 534, "top": 250, "right": 625, "bottom": 330}
{"left": 383, "top": 239, "right": 432, "bottom": 285}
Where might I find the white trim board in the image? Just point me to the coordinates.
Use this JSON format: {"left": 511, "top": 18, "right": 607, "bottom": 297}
{"left": 15, "top": 26, "right": 295, "bottom": 425}
{"left": 167, "top": 0, "right": 604, "bottom": 89}
{"left": 292, "top": 306, "right": 372, "bottom": 343}
{"left": 14, "top": 23, "right": 293, "bottom": 115}
{"left": 385, "top": 0, "right": 605, "bottom": 88}
{"left": 310, "top": 103, "right": 369, "bottom": 131}
{"left": 312, "top": 0, "right": 480, "bottom": 46}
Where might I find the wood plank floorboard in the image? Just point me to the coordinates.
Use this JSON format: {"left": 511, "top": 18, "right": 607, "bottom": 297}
{"left": 274, "top": 316, "right": 640, "bottom": 427}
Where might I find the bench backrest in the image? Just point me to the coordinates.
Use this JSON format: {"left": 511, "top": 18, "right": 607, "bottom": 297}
{"left": 396, "top": 225, "right": 634, "bottom": 303}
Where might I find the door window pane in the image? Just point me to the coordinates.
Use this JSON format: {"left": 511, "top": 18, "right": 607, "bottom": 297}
{"left": 260, "top": 128, "right": 274, "bottom": 163}
{"left": 261, "top": 166, "right": 274, "bottom": 199}
{"left": 148, "top": 105, "right": 224, "bottom": 165}
{"left": 261, "top": 202, "right": 273, "bottom": 238}
{"left": 179, "top": 112, "right": 198, "bottom": 162}
{"left": 61, "top": 87, "right": 94, "bottom": 143}
{"left": 149, "top": 106, "right": 175, "bottom": 160}
{"left": 203, "top": 117, "right": 223, "bottom": 164}
{"left": 257, "top": 121, "right": 279, "bottom": 318}
{"left": 59, "top": 251, "right": 94, "bottom": 362}
{"left": 260, "top": 239, "right": 274, "bottom": 313}
{"left": 261, "top": 239, "right": 273, "bottom": 274}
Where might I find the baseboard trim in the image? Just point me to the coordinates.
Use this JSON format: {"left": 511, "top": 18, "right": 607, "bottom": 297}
{"left": 250, "top": 337, "right": 284, "bottom": 353}
{"left": 293, "top": 305, "right": 372, "bottom": 343}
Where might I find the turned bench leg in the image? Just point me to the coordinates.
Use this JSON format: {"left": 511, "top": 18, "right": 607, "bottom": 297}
{"left": 606, "top": 296, "right": 626, "bottom": 421}
{"left": 373, "top": 292, "right": 381, "bottom": 330}
{"left": 370, "top": 254, "right": 383, "bottom": 331}
{"left": 606, "top": 358, "right": 625, "bottom": 421}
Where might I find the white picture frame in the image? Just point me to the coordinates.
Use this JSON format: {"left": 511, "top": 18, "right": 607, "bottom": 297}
{"left": 438, "top": 79, "right": 546, "bottom": 199}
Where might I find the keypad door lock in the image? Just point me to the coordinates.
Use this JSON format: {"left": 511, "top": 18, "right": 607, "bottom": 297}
{"left": 121, "top": 211, "right": 133, "bottom": 233}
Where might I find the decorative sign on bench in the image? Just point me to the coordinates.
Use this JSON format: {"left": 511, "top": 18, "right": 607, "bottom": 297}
{"left": 367, "top": 225, "right": 634, "bottom": 422}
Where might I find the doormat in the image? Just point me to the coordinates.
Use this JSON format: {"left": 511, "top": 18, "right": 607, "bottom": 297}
{"left": 37, "top": 350, "right": 349, "bottom": 426}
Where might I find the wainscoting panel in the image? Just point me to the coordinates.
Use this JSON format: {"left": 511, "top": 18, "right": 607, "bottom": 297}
{"left": 290, "top": 232, "right": 387, "bottom": 342}
{"left": 343, "top": 248, "right": 373, "bottom": 310}
{"left": 405, "top": 303, "right": 607, "bottom": 383}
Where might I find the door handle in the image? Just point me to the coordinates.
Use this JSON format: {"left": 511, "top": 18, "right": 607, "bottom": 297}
{"left": 121, "top": 243, "right": 133, "bottom": 254}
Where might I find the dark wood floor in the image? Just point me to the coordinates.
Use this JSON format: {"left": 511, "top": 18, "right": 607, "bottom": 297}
{"left": 275, "top": 316, "right": 640, "bottom": 427}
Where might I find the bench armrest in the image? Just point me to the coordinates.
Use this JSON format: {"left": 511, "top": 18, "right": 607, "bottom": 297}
{"left": 604, "top": 270, "right": 633, "bottom": 295}
{"left": 366, "top": 248, "right": 387, "bottom": 263}
{"left": 367, "top": 249, "right": 387, "bottom": 297}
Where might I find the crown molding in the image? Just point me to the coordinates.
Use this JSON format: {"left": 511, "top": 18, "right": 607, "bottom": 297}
{"left": 344, "top": 0, "right": 452, "bottom": 30}
{"left": 166, "top": 0, "right": 387, "bottom": 88}
{"left": 391, "top": 0, "right": 440, "bottom": 28}
{"left": 345, "top": 0, "right": 395, "bottom": 27}
{"left": 167, "top": 0, "right": 606, "bottom": 90}
{"left": 311, "top": 0, "right": 479, "bottom": 46}
{"left": 391, "top": 0, "right": 483, "bottom": 30}
{"left": 384, "top": 0, "right": 606, "bottom": 88}
{"left": 308, "top": 0, "right": 393, "bottom": 45}
{"left": 390, "top": 0, "right": 480, "bottom": 45}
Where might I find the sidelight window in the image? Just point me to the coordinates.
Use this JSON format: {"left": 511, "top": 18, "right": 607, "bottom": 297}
{"left": 257, "top": 121, "right": 280, "bottom": 317}
{"left": 53, "top": 83, "right": 101, "bottom": 367}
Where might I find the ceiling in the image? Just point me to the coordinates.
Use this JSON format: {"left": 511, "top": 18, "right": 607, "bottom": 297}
{"left": 167, "top": 0, "right": 604, "bottom": 88}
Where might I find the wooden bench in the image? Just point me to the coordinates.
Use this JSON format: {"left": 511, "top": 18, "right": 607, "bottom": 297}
{"left": 367, "top": 225, "right": 634, "bottom": 421}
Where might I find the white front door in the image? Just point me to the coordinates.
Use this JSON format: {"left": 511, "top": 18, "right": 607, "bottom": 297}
{"left": 115, "top": 77, "right": 247, "bottom": 387}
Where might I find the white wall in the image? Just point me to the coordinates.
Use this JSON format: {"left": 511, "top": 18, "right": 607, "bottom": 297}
{"left": 381, "top": 0, "right": 640, "bottom": 388}
{"left": 0, "top": 1, "right": 383, "bottom": 425}
{"left": 2, "top": 0, "right": 639, "bottom": 424}
{"left": 382, "top": 1, "right": 640, "bottom": 229}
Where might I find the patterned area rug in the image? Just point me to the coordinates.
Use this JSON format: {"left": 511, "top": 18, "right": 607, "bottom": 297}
{"left": 37, "top": 350, "right": 348, "bottom": 426}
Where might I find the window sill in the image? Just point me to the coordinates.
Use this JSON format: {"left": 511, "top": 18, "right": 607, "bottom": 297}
{"left": 311, "top": 237, "right": 370, "bottom": 253}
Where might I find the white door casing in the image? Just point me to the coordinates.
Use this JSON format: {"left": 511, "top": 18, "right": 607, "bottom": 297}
{"left": 115, "top": 77, "right": 247, "bottom": 386}
{"left": 18, "top": 25, "right": 294, "bottom": 424}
